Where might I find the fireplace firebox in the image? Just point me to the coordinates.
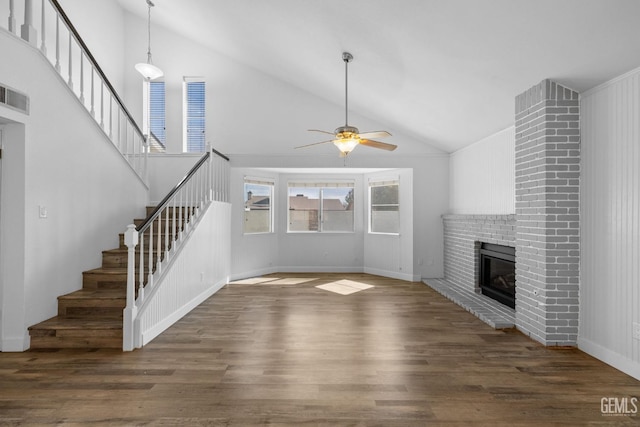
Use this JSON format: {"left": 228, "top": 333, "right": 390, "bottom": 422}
{"left": 479, "top": 243, "right": 515, "bottom": 309}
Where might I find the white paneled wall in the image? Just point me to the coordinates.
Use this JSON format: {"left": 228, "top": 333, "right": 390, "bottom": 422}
{"left": 138, "top": 201, "right": 231, "bottom": 346}
{"left": 449, "top": 127, "right": 515, "bottom": 215}
{"left": 579, "top": 67, "right": 640, "bottom": 380}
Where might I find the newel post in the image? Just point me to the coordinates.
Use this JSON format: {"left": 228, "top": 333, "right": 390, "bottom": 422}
{"left": 123, "top": 224, "right": 138, "bottom": 351}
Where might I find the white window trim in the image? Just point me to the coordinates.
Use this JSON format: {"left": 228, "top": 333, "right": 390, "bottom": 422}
{"left": 182, "top": 76, "right": 206, "bottom": 153}
{"left": 243, "top": 176, "right": 275, "bottom": 235}
{"left": 287, "top": 180, "right": 355, "bottom": 234}
{"left": 368, "top": 177, "right": 400, "bottom": 236}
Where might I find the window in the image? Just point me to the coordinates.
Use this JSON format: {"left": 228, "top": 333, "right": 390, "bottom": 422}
{"left": 244, "top": 178, "right": 274, "bottom": 234}
{"left": 183, "top": 78, "right": 205, "bottom": 152}
{"left": 149, "top": 81, "right": 166, "bottom": 148}
{"left": 369, "top": 180, "right": 399, "bottom": 234}
{"left": 288, "top": 182, "right": 354, "bottom": 232}
{"left": 143, "top": 80, "right": 166, "bottom": 152}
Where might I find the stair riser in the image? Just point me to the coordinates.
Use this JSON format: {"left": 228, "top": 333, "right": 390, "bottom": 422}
{"left": 102, "top": 252, "right": 162, "bottom": 269}
{"left": 145, "top": 206, "right": 196, "bottom": 216}
{"left": 119, "top": 234, "right": 175, "bottom": 249}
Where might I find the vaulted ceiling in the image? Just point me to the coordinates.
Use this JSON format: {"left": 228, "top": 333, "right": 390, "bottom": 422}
{"left": 118, "top": 0, "right": 640, "bottom": 153}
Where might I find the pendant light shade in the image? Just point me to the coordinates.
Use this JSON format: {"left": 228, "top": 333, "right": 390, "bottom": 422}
{"left": 135, "top": 62, "right": 163, "bottom": 80}
{"left": 135, "top": 0, "right": 163, "bottom": 80}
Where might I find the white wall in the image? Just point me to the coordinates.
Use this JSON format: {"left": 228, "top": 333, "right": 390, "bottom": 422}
{"left": 449, "top": 127, "right": 515, "bottom": 214}
{"left": 230, "top": 155, "right": 448, "bottom": 281}
{"left": 364, "top": 169, "right": 414, "bottom": 281}
{"left": 58, "top": 0, "right": 126, "bottom": 95}
{"left": 0, "top": 31, "right": 148, "bottom": 350}
{"left": 230, "top": 168, "right": 280, "bottom": 278}
{"left": 147, "top": 154, "right": 201, "bottom": 204}
{"left": 579, "top": 66, "right": 640, "bottom": 380}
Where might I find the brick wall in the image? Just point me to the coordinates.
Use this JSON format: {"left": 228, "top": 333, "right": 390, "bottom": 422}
{"left": 443, "top": 215, "right": 516, "bottom": 292}
{"left": 514, "top": 79, "right": 580, "bottom": 346}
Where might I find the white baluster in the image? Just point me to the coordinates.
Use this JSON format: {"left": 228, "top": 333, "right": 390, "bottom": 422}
{"left": 40, "top": 0, "right": 46, "bottom": 54}
{"left": 117, "top": 110, "right": 121, "bottom": 151}
{"left": 164, "top": 206, "right": 169, "bottom": 260}
{"left": 100, "top": 82, "right": 104, "bottom": 128}
{"left": 79, "top": 52, "right": 85, "bottom": 104}
{"left": 67, "top": 32, "right": 73, "bottom": 89}
{"left": 156, "top": 210, "right": 162, "bottom": 274}
{"left": 21, "top": 0, "right": 37, "bottom": 45}
{"left": 123, "top": 224, "right": 138, "bottom": 351}
{"left": 171, "top": 198, "right": 177, "bottom": 251}
{"left": 138, "top": 229, "right": 145, "bottom": 302}
{"left": 54, "top": 15, "right": 60, "bottom": 72}
{"left": 148, "top": 221, "right": 154, "bottom": 288}
{"left": 8, "top": 0, "right": 16, "bottom": 34}
{"left": 90, "top": 67, "right": 95, "bottom": 117}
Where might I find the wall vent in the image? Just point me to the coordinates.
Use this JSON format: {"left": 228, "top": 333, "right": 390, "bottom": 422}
{"left": 0, "top": 84, "right": 29, "bottom": 114}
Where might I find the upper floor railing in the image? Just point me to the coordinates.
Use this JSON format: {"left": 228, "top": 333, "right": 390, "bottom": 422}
{"left": 1, "top": 0, "right": 149, "bottom": 183}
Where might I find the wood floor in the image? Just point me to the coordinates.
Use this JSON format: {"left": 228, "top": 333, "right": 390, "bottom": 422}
{"left": 1, "top": 273, "right": 638, "bottom": 426}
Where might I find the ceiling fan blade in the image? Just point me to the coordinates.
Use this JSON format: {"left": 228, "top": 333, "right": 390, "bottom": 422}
{"left": 359, "top": 139, "right": 397, "bottom": 151}
{"left": 308, "top": 129, "right": 336, "bottom": 136}
{"left": 357, "top": 130, "right": 392, "bottom": 139}
{"left": 294, "top": 139, "right": 336, "bottom": 149}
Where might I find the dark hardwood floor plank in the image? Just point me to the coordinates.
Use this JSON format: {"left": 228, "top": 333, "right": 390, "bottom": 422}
{"left": 0, "top": 273, "right": 638, "bottom": 425}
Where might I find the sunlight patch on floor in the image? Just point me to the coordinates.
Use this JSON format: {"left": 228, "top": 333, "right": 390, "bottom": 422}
{"left": 267, "top": 278, "right": 318, "bottom": 285}
{"left": 315, "top": 279, "right": 374, "bottom": 295}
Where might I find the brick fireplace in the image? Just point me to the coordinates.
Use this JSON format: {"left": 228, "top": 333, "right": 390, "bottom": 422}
{"left": 437, "top": 79, "right": 580, "bottom": 347}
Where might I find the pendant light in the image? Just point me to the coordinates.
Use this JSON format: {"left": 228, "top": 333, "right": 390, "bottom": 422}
{"left": 135, "top": 0, "right": 163, "bottom": 80}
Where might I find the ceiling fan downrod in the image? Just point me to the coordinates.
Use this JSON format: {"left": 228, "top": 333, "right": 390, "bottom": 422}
{"left": 343, "top": 52, "right": 353, "bottom": 127}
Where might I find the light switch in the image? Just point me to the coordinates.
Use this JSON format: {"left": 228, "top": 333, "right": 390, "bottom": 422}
{"left": 39, "top": 205, "right": 47, "bottom": 219}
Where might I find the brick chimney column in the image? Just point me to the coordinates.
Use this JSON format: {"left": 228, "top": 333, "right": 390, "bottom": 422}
{"left": 514, "top": 79, "right": 580, "bottom": 346}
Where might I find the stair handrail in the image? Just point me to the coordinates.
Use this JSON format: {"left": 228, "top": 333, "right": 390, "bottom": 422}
{"left": 49, "top": 0, "right": 145, "bottom": 139}
{"left": 123, "top": 146, "right": 230, "bottom": 350}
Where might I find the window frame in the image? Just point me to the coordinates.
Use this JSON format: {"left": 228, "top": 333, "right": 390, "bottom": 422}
{"left": 183, "top": 77, "right": 206, "bottom": 153}
{"left": 243, "top": 177, "right": 275, "bottom": 235}
{"left": 142, "top": 79, "right": 166, "bottom": 151}
{"left": 368, "top": 179, "right": 400, "bottom": 235}
{"left": 287, "top": 181, "right": 355, "bottom": 234}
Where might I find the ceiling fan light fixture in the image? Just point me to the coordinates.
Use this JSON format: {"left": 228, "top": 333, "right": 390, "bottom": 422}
{"left": 135, "top": 0, "right": 163, "bottom": 80}
{"left": 333, "top": 137, "right": 359, "bottom": 155}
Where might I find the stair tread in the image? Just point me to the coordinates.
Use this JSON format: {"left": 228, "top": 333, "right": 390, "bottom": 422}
{"left": 29, "top": 317, "right": 122, "bottom": 331}
{"left": 59, "top": 289, "right": 125, "bottom": 300}
{"left": 84, "top": 267, "right": 128, "bottom": 275}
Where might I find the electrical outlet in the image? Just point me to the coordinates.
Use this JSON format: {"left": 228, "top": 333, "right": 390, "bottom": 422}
{"left": 633, "top": 322, "right": 640, "bottom": 340}
{"left": 38, "top": 205, "right": 48, "bottom": 219}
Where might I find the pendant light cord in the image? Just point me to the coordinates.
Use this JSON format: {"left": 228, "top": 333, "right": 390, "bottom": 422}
{"left": 146, "top": 0, "right": 155, "bottom": 64}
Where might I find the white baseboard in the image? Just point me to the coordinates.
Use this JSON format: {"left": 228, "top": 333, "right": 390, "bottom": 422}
{"left": 578, "top": 336, "right": 640, "bottom": 381}
{"left": 230, "top": 266, "right": 417, "bottom": 282}
{"left": 229, "top": 267, "right": 278, "bottom": 282}
{"left": 2, "top": 334, "right": 30, "bottom": 352}
{"left": 277, "top": 266, "right": 364, "bottom": 273}
{"left": 364, "top": 267, "right": 419, "bottom": 282}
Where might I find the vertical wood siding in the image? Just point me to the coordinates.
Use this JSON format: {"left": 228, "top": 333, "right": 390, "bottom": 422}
{"left": 449, "top": 127, "right": 515, "bottom": 215}
{"left": 580, "top": 68, "right": 640, "bottom": 379}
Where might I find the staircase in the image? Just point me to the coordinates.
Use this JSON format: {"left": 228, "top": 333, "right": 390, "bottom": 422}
{"left": 28, "top": 207, "right": 191, "bottom": 349}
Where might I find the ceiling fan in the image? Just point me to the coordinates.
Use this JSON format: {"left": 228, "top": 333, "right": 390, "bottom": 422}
{"left": 295, "top": 52, "right": 397, "bottom": 157}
